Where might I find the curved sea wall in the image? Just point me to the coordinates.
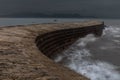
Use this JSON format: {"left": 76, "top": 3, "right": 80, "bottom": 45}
{"left": 36, "top": 23, "right": 104, "bottom": 58}
{"left": 0, "top": 21, "right": 104, "bottom": 80}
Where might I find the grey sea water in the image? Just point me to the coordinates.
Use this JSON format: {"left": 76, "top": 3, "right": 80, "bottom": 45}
{"left": 0, "top": 18, "right": 120, "bottom": 27}
{"left": 0, "top": 18, "right": 120, "bottom": 80}
{"left": 0, "top": 18, "right": 88, "bottom": 26}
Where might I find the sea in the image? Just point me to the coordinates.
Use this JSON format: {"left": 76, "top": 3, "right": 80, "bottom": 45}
{"left": 0, "top": 18, "right": 120, "bottom": 80}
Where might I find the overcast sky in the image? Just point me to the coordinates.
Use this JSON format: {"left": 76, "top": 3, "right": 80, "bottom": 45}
{"left": 0, "top": 0, "right": 120, "bottom": 18}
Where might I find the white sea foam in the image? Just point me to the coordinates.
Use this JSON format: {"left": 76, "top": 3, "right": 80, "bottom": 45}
{"left": 103, "top": 26, "right": 120, "bottom": 37}
{"left": 54, "top": 28, "right": 120, "bottom": 80}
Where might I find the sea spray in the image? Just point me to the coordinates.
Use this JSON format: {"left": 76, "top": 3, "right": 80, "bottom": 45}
{"left": 54, "top": 26, "right": 120, "bottom": 80}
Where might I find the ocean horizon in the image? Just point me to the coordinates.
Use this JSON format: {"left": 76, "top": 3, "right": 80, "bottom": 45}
{"left": 0, "top": 18, "right": 120, "bottom": 27}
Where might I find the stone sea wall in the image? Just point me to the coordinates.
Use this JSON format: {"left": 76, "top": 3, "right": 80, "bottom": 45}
{"left": 36, "top": 23, "right": 104, "bottom": 58}
{"left": 0, "top": 21, "right": 104, "bottom": 80}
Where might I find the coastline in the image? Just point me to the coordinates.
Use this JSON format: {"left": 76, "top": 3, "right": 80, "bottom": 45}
{"left": 0, "top": 21, "right": 104, "bottom": 80}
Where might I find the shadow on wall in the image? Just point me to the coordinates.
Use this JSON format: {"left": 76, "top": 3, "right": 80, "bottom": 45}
{"left": 35, "top": 25, "right": 105, "bottom": 58}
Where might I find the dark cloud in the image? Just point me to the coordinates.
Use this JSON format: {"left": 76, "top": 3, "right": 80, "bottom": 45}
{"left": 0, "top": 0, "right": 120, "bottom": 18}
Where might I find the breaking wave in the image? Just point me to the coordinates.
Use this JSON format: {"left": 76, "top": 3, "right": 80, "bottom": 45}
{"left": 53, "top": 26, "right": 120, "bottom": 80}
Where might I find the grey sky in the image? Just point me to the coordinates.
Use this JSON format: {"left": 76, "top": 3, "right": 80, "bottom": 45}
{"left": 0, "top": 0, "right": 120, "bottom": 18}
